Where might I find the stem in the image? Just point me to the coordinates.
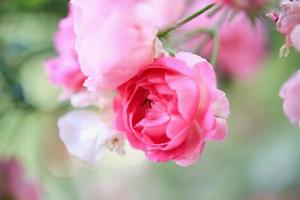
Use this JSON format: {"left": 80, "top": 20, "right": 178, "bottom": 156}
{"left": 157, "top": 3, "right": 216, "bottom": 37}
{"left": 209, "top": 9, "right": 230, "bottom": 66}
{"left": 210, "top": 34, "right": 220, "bottom": 66}
{"left": 207, "top": 4, "right": 223, "bottom": 18}
{"left": 185, "top": 27, "right": 215, "bottom": 39}
{"left": 194, "top": 31, "right": 215, "bottom": 53}
{"left": 192, "top": 9, "right": 230, "bottom": 66}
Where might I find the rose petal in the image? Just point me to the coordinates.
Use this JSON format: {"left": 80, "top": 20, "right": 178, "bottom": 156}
{"left": 165, "top": 74, "right": 200, "bottom": 120}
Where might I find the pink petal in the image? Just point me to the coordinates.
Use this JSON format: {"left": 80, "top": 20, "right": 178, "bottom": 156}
{"left": 165, "top": 74, "right": 200, "bottom": 120}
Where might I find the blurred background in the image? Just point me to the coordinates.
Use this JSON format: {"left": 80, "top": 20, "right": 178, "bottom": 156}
{"left": 1, "top": 0, "right": 300, "bottom": 199}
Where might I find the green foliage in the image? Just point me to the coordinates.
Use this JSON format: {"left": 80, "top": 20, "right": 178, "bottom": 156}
{"left": 0, "top": 0, "right": 68, "bottom": 15}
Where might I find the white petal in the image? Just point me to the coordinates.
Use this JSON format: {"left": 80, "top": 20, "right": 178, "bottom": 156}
{"left": 58, "top": 110, "right": 113, "bottom": 163}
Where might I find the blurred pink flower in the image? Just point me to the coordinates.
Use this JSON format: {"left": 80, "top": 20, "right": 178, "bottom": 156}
{"left": 0, "top": 159, "right": 40, "bottom": 200}
{"left": 45, "top": 6, "right": 86, "bottom": 92}
{"left": 182, "top": 0, "right": 268, "bottom": 79}
{"left": 71, "top": 0, "right": 186, "bottom": 91}
{"left": 218, "top": 0, "right": 268, "bottom": 12}
{"left": 268, "top": 0, "right": 300, "bottom": 52}
{"left": 114, "top": 52, "right": 229, "bottom": 166}
{"left": 280, "top": 70, "right": 300, "bottom": 126}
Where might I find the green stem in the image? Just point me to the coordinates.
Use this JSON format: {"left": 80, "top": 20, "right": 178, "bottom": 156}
{"left": 209, "top": 9, "right": 230, "bottom": 66}
{"left": 185, "top": 27, "right": 215, "bottom": 39}
{"left": 207, "top": 4, "right": 223, "bottom": 18}
{"left": 157, "top": 3, "right": 216, "bottom": 37}
{"left": 210, "top": 34, "right": 220, "bottom": 66}
{"left": 192, "top": 9, "right": 230, "bottom": 66}
{"left": 194, "top": 31, "right": 215, "bottom": 53}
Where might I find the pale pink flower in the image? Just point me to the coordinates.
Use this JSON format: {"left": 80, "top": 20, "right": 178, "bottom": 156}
{"left": 268, "top": 0, "right": 300, "bottom": 52}
{"left": 58, "top": 110, "right": 125, "bottom": 163}
{"left": 45, "top": 6, "right": 86, "bottom": 92}
{"left": 280, "top": 70, "right": 300, "bottom": 126}
{"left": 182, "top": 0, "right": 268, "bottom": 79}
{"left": 0, "top": 159, "right": 40, "bottom": 200}
{"left": 114, "top": 52, "right": 229, "bottom": 167}
{"left": 71, "top": 0, "right": 186, "bottom": 91}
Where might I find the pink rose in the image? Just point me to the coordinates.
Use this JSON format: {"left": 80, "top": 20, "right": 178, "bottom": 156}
{"left": 114, "top": 52, "right": 229, "bottom": 166}
{"left": 72, "top": 0, "right": 185, "bottom": 91}
{"left": 280, "top": 70, "right": 300, "bottom": 126}
{"left": 268, "top": 0, "right": 300, "bottom": 51}
{"left": 45, "top": 6, "right": 86, "bottom": 92}
{"left": 182, "top": 0, "right": 268, "bottom": 79}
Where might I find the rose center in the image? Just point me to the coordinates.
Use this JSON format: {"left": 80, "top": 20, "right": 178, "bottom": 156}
{"left": 134, "top": 93, "right": 170, "bottom": 142}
